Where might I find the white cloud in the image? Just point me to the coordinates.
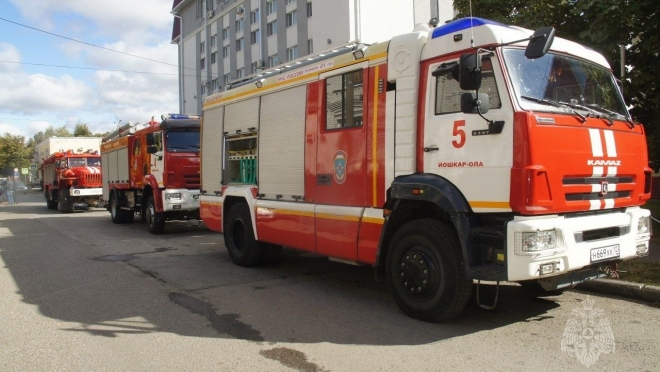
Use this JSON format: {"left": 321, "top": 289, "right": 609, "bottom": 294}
{"left": 3, "top": 1, "right": 181, "bottom": 138}
{"left": 0, "top": 122, "right": 28, "bottom": 137}
{"left": 0, "top": 43, "right": 21, "bottom": 73}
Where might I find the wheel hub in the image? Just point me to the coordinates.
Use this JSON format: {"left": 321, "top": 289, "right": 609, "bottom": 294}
{"left": 399, "top": 250, "right": 433, "bottom": 297}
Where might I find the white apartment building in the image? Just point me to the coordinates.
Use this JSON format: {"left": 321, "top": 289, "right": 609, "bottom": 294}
{"left": 171, "top": 0, "right": 455, "bottom": 114}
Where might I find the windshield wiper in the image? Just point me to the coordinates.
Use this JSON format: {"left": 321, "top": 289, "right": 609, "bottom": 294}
{"left": 521, "top": 95, "right": 586, "bottom": 123}
{"left": 559, "top": 101, "right": 613, "bottom": 126}
{"left": 586, "top": 104, "right": 635, "bottom": 129}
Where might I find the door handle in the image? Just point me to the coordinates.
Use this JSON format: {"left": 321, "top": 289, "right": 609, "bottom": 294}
{"left": 424, "top": 146, "right": 439, "bottom": 152}
{"left": 317, "top": 174, "right": 332, "bottom": 185}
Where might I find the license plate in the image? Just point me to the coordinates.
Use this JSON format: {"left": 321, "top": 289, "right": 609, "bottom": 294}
{"left": 590, "top": 244, "right": 620, "bottom": 263}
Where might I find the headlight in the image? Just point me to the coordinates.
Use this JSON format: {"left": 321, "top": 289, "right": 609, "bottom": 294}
{"left": 515, "top": 229, "right": 564, "bottom": 255}
{"left": 165, "top": 193, "right": 182, "bottom": 200}
{"left": 637, "top": 216, "right": 651, "bottom": 234}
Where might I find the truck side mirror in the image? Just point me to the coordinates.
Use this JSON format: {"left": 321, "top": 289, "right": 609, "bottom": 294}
{"left": 147, "top": 145, "right": 157, "bottom": 154}
{"left": 525, "top": 26, "right": 555, "bottom": 59}
{"left": 459, "top": 53, "right": 481, "bottom": 90}
{"left": 461, "top": 92, "right": 490, "bottom": 114}
{"left": 145, "top": 133, "right": 155, "bottom": 146}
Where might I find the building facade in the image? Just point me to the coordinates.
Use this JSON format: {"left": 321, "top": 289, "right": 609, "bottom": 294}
{"left": 171, "top": 0, "right": 454, "bottom": 114}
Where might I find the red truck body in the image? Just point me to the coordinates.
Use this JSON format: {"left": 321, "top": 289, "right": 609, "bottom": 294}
{"left": 39, "top": 150, "right": 103, "bottom": 212}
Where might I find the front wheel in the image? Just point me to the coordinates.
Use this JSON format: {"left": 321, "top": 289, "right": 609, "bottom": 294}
{"left": 58, "top": 188, "right": 74, "bottom": 213}
{"left": 146, "top": 196, "right": 165, "bottom": 234}
{"left": 45, "top": 189, "right": 58, "bottom": 210}
{"left": 386, "top": 219, "right": 472, "bottom": 322}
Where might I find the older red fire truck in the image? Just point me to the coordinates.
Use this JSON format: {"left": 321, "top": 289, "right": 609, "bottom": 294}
{"left": 100, "top": 114, "right": 201, "bottom": 234}
{"left": 199, "top": 18, "right": 652, "bottom": 321}
{"left": 39, "top": 149, "right": 103, "bottom": 212}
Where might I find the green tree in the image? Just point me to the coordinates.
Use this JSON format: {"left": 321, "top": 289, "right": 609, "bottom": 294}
{"left": 73, "top": 122, "right": 93, "bottom": 137}
{"left": 453, "top": 0, "right": 660, "bottom": 166}
{"left": 0, "top": 134, "right": 31, "bottom": 178}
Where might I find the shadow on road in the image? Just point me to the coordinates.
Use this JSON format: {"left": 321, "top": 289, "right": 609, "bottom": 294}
{"left": 0, "top": 199, "right": 563, "bottom": 346}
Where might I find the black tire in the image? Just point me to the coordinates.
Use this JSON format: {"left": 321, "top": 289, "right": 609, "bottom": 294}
{"left": 58, "top": 188, "right": 74, "bottom": 213}
{"left": 223, "top": 203, "right": 268, "bottom": 266}
{"left": 110, "top": 192, "right": 125, "bottom": 224}
{"left": 45, "top": 189, "right": 58, "bottom": 210}
{"left": 386, "top": 219, "right": 472, "bottom": 322}
{"left": 146, "top": 196, "right": 165, "bottom": 234}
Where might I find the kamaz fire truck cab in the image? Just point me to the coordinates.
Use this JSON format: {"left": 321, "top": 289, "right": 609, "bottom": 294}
{"left": 101, "top": 114, "right": 201, "bottom": 234}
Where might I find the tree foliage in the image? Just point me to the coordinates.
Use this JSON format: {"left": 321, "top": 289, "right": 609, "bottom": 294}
{"left": 453, "top": 0, "right": 660, "bottom": 164}
{"left": 0, "top": 134, "right": 32, "bottom": 178}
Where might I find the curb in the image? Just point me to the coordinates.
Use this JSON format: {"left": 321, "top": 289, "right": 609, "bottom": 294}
{"left": 577, "top": 278, "right": 660, "bottom": 303}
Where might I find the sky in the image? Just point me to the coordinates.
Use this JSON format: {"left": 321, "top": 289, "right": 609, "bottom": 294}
{"left": 0, "top": 0, "right": 181, "bottom": 141}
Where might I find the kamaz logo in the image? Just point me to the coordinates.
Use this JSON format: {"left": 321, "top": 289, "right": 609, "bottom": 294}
{"left": 587, "top": 160, "right": 621, "bottom": 166}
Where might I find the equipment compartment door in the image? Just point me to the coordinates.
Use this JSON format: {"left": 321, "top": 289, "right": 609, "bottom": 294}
{"left": 315, "top": 65, "right": 369, "bottom": 260}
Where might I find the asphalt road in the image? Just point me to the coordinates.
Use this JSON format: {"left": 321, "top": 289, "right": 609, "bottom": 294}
{"left": 1, "top": 191, "right": 659, "bottom": 371}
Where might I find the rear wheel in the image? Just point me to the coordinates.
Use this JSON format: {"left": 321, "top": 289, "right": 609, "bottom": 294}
{"left": 146, "top": 196, "right": 165, "bottom": 234}
{"left": 224, "top": 203, "right": 276, "bottom": 266}
{"left": 110, "top": 192, "right": 125, "bottom": 224}
{"left": 58, "top": 188, "right": 74, "bottom": 213}
{"left": 386, "top": 219, "right": 472, "bottom": 322}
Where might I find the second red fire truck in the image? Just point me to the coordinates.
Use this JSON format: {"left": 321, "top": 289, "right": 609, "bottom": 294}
{"left": 100, "top": 114, "right": 201, "bottom": 234}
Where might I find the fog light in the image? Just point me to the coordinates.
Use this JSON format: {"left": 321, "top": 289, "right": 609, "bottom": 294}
{"left": 173, "top": 205, "right": 181, "bottom": 210}
{"left": 637, "top": 244, "right": 649, "bottom": 256}
{"left": 73, "top": 190, "right": 80, "bottom": 195}
{"left": 540, "top": 263, "right": 555, "bottom": 276}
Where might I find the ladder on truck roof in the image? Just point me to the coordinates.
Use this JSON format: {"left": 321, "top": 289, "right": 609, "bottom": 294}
{"left": 226, "top": 40, "right": 368, "bottom": 91}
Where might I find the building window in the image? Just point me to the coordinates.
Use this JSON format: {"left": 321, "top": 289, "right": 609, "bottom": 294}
{"left": 266, "top": 0, "right": 277, "bottom": 14}
{"left": 236, "top": 37, "right": 244, "bottom": 52}
{"left": 211, "top": 34, "right": 217, "bottom": 47}
{"left": 211, "top": 52, "right": 217, "bottom": 64}
{"left": 250, "top": 9, "right": 260, "bottom": 24}
{"left": 286, "top": 0, "right": 296, "bottom": 4}
{"left": 307, "top": 39, "right": 313, "bottom": 53}
{"left": 222, "top": 27, "right": 229, "bottom": 40}
{"left": 237, "top": 68, "right": 244, "bottom": 78}
{"left": 200, "top": 41, "right": 205, "bottom": 53}
{"left": 212, "top": 78, "right": 219, "bottom": 91}
{"left": 201, "top": 57, "right": 206, "bottom": 70}
{"left": 326, "top": 69, "right": 364, "bottom": 129}
{"left": 223, "top": 45, "right": 230, "bottom": 58}
{"left": 268, "top": 54, "right": 279, "bottom": 67}
{"left": 236, "top": 18, "right": 244, "bottom": 33}
{"left": 307, "top": 2, "right": 312, "bottom": 17}
{"left": 251, "top": 61, "right": 260, "bottom": 73}
{"left": 286, "top": 10, "right": 297, "bottom": 27}
{"left": 287, "top": 45, "right": 298, "bottom": 61}
{"left": 250, "top": 29, "right": 261, "bottom": 44}
{"left": 267, "top": 20, "right": 277, "bottom": 36}
{"left": 201, "top": 83, "right": 206, "bottom": 95}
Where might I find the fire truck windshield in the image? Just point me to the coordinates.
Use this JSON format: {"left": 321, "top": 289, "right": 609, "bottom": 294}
{"left": 68, "top": 157, "right": 101, "bottom": 167}
{"left": 503, "top": 48, "right": 630, "bottom": 120}
{"left": 166, "top": 130, "right": 201, "bottom": 153}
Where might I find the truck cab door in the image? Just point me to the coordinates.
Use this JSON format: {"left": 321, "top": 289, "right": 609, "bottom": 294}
{"left": 149, "top": 131, "right": 165, "bottom": 187}
{"left": 314, "top": 65, "right": 369, "bottom": 260}
{"left": 422, "top": 56, "right": 514, "bottom": 212}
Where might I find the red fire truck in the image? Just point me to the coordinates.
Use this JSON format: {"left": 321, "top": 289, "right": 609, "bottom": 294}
{"left": 199, "top": 18, "right": 652, "bottom": 321}
{"left": 100, "top": 114, "right": 201, "bottom": 234}
{"left": 39, "top": 149, "right": 103, "bottom": 212}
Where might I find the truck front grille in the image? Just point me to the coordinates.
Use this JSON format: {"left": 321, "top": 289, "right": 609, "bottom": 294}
{"left": 85, "top": 173, "right": 102, "bottom": 186}
{"left": 562, "top": 175, "right": 634, "bottom": 203}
